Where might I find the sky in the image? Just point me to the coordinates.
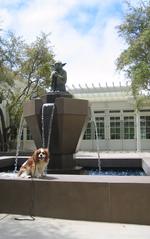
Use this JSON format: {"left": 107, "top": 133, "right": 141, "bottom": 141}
{"left": 0, "top": 0, "right": 138, "bottom": 88}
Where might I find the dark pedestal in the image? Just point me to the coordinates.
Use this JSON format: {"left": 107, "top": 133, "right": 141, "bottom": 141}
{"left": 42, "top": 91, "right": 72, "bottom": 104}
{"left": 23, "top": 99, "right": 42, "bottom": 148}
{"left": 48, "top": 154, "right": 76, "bottom": 169}
{"left": 23, "top": 93, "right": 88, "bottom": 171}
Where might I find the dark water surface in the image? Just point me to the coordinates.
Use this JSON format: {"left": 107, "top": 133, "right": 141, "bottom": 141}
{"left": 87, "top": 168, "right": 146, "bottom": 176}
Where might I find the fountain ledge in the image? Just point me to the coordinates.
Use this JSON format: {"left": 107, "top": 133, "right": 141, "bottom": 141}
{"left": 1, "top": 171, "right": 150, "bottom": 225}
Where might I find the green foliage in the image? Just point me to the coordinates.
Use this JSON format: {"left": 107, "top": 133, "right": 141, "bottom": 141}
{"left": 116, "top": 1, "right": 150, "bottom": 96}
{"left": 0, "top": 31, "right": 55, "bottom": 143}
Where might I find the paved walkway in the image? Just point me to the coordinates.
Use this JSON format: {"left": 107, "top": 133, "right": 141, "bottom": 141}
{"left": 0, "top": 214, "right": 150, "bottom": 239}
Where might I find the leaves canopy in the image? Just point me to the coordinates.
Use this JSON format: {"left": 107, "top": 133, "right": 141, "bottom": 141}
{"left": 0, "top": 31, "right": 55, "bottom": 143}
{"left": 116, "top": 1, "right": 150, "bottom": 96}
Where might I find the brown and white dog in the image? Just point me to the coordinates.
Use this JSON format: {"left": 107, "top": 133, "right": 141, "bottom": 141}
{"left": 18, "top": 148, "right": 49, "bottom": 178}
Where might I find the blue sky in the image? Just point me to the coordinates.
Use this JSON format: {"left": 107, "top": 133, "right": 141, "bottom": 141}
{"left": 64, "top": 5, "right": 99, "bottom": 34}
{"left": 0, "top": 0, "right": 137, "bottom": 87}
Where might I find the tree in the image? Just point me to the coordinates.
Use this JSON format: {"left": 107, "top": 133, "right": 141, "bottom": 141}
{"left": 116, "top": 1, "right": 150, "bottom": 96}
{"left": 0, "top": 31, "right": 55, "bottom": 149}
{"left": 0, "top": 32, "right": 29, "bottom": 105}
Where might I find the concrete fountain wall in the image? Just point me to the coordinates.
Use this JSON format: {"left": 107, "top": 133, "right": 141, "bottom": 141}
{"left": 0, "top": 172, "right": 150, "bottom": 225}
{"left": 1, "top": 156, "right": 150, "bottom": 225}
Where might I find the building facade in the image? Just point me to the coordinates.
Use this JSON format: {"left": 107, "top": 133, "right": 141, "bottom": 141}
{"left": 22, "top": 84, "right": 150, "bottom": 152}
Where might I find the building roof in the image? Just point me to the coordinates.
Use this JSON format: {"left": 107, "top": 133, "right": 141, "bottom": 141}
{"left": 67, "top": 83, "right": 134, "bottom": 102}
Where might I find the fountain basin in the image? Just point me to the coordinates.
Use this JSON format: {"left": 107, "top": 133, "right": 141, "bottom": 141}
{"left": 0, "top": 155, "right": 150, "bottom": 225}
{"left": 0, "top": 173, "right": 150, "bottom": 225}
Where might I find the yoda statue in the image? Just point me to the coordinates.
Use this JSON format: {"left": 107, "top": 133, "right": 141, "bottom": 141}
{"left": 51, "top": 61, "right": 67, "bottom": 92}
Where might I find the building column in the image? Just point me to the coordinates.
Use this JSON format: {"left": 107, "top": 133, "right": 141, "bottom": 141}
{"left": 105, "top": 109, "right": 109, "bottom": 151}
{"left": 136, "top": 109, "right": 141, "bottom": 152}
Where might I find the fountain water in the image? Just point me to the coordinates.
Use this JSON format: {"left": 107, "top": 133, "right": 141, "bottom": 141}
{"left": 42, "top": 103, "right": 55, "bottom": 174}
{"left": 90, "top": 108, "right": 101, "bottom": 172}
{"left": 14, "top": 113, "right": 24, "bottom": 173}
{"left": 42, "top": 103, "right": 55, "bottom": 148}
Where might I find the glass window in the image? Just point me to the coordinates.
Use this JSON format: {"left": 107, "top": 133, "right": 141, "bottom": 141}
{"left": 95, "top": 117, "right": 105, "bottom": 139}
{"left": 140, "top": 116, "right": 150, "bottom": 139}
{"left": 110, "top": 117, "right": 121, "bottom": 139}
{"left": 124, "top": 116, "right": 134, "bottom": 139}
{"left": 27, "top": 127, "right": 33, "bottom": 140}
{"left": 21, "top": 130, "right": 23, "bottom": 140}
{"left": 83, "top": 122, "right": 92, "bottom": 140}
{"left": 94, "top": 111, "right": 105, "bottom": 114}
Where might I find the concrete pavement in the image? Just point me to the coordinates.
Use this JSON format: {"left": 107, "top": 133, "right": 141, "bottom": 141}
{"left": 0, "top": 214, "right": 150, "bottom": 239}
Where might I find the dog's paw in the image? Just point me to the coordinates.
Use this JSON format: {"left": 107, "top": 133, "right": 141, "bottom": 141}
{"left": 19, "top": 173, "right": 31, "bottom": 178}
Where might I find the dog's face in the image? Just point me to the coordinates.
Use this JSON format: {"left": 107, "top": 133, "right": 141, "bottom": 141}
{"left": 33, "top": 148, "right": 49, "bottom": 162}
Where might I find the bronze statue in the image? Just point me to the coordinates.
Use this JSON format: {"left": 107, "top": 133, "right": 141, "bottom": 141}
{"left": 51, "top": 61, "right": 67, "bottom": 92}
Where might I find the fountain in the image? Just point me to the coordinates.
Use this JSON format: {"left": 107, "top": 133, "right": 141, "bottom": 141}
{"left": 23, "top": 61, "right": 88, "bottom": 172}
{"left": 1, "top": 61, "right": 150, "bottom": 225}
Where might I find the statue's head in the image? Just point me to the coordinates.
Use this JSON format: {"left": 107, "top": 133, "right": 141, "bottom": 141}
{"left": 54, "top": 61, "right": 66, "bottom": 70}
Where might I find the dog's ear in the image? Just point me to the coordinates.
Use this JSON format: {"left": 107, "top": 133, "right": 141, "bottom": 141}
{"left": 45, "top": 148, "right": 49, "bottom": 158}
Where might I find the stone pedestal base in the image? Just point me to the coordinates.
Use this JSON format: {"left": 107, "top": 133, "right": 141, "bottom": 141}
{"left": 23, "top": 94, "right": 89, "bottom": 171}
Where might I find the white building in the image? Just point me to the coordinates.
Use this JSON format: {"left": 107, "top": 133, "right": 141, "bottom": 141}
{"left": 22, "top": 84, "right": 150, "bottom": 152}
